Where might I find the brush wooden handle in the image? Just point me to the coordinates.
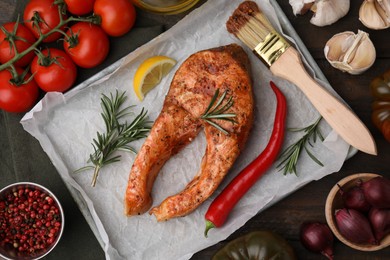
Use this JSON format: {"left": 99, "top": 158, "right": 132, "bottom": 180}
{"left": 270, "top": 47, "right": 377, "bottom": 155}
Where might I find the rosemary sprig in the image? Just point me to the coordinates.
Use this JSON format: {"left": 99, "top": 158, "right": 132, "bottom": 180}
{"left": 201, "top": 89, "right": 236, "bottom": 135}
{"left": 75, "top": 90, "right": 151, "bottom": 187}
{"left": 277, "top": 116, "right": 324, "bottom": 175}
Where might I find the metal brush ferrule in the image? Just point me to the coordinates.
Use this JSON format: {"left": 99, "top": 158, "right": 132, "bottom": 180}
{"left": 253, "top": 32, "right": 290, "bottom": 67}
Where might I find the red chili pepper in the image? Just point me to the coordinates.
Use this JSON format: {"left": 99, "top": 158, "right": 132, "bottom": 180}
{"left": 204, "top": 81, "right": 287, "bottom": 237}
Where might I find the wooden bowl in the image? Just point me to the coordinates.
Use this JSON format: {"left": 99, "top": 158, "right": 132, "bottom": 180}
{"left": 325, "top": 173, "right": 390, "bottom": 251}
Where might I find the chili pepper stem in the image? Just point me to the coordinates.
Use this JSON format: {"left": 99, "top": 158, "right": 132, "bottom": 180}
{"left": 204, "top": 220, "right": 215, "bottom": 237}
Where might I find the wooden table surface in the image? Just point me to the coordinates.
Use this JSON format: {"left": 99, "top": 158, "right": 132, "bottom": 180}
{"left": 1, "top": 0, "right": 389, "bottom": 259}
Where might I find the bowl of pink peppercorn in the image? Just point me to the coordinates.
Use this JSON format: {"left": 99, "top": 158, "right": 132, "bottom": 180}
{"left": 0, "top": 182, "right": 64, "bottom": 260}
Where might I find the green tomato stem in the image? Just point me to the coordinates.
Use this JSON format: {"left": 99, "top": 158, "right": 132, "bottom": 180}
{"left": 0, "top": 14, "right": 100, "bottom": 72}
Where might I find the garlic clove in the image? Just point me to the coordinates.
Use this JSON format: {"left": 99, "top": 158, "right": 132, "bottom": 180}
{"left": 324, "top": 33, "right": 350, "bottom": 61}
{"left": 348, "top": 36, "right": 376, "bottom": 72}
{"left": 324, "top": 30, "right": 376, "bottom": 75}
{"left": 359, "top": 0, "right": 390, "bottom": 30}
{"left": 288, "top": 0, "right": 350, "bottom": 26}
{"left": 289, "top": 0, "right": 315, "bottom": 15}
{"left": 310, "top": 0, "right": 350, "bottom": 26}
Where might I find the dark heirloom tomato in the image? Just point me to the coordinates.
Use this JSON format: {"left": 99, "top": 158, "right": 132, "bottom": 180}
{"left": 370, "top": 69, "right": 390, "bottom": 142}
{"left": 0, "top": 68, "right": 39, "bottom": 113}
{"left": 63, "top": 22, "right": 109, "bottom": 68}
{"left": 0, "top": 22, "right": 36, "bottom": 67}
{"left": 212, "top": 231, "right": 296, "bottom": 260}
{"left": 23, "top": 0, "right": 66, "bottom": 42}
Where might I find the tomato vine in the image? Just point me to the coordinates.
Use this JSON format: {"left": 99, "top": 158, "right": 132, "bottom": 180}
{"left": 0, "top": 4, "right": 100, "bottom": 72}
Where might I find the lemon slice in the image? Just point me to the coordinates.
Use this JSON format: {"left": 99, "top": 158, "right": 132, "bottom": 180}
{"left": 133, "top": 56, "right": 176, "bottom": 101}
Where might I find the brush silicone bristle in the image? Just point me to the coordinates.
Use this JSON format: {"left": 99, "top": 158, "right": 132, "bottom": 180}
{"left": 227, "top": 1, "right": 290, "bottom": 67}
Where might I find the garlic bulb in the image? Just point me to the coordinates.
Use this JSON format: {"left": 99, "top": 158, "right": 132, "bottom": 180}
{"left": 359, "top": 0, "right": 390, "bottom": 30}
{"left": 289, "top": 0, "right": 350, "bottom": 26}
{"left": 310, "top": 0, "right": 350, "bottom": 26}
{"left": 289, "top": 0, "right": 315, "bottom": 15}
{"left": 324, "top": 30, "right": 376, "bottom": 75}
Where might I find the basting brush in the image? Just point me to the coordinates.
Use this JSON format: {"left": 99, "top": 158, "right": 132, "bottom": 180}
{"left": 227, "top": 1, "right": 376, "bottom": 155}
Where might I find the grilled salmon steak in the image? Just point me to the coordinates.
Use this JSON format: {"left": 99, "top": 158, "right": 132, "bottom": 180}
{"left": 125, "top": 44, "right": 254, "bottom": 221}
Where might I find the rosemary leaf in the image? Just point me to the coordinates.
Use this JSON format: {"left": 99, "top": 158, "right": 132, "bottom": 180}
{"left": 75, "top": 90, "right": 151, "bottom": 187}
{"left": 304, "top": 145, "right": 324, "bottom": 167}
{"left": 212, "top": 89, "right": 226, "bottom": 111}
{"left": 203, "top": 114, "right": 236, "bottom": 120}
{"left": 277, "top": 116, "right": 324, "bottom": 175}
{"left": 203, "top": 119, "right": 229, "bottom": 135}
{"left": 203, "top": 89, "right": 220, "bottom": 115}
{"left": 201, "top": 89, "right": 237, "bottom": 134}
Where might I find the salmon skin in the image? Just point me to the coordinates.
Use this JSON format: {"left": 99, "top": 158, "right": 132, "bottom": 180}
{"left": 125, "top": 44, "right": 254, "bottom": 221}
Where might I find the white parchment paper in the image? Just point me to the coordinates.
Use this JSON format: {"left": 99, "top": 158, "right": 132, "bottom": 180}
{"left": 21, "top": 0, "right": 350, "bottom": 259}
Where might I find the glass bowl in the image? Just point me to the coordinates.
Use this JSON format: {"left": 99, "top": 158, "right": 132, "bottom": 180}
{"left": 131, "top": 0, "right": 200, "bottom": 15}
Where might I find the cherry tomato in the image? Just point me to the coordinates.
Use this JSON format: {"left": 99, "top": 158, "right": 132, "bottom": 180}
{"left": 0, "top": 22, "right": 36, "bottom": 67}
{"left": 64, "top": 0, "right": 95, "bottom": 15}
{"left": 93, "top": 0, "right": 136, "bottom": 37}
{"left": 63, "top": 22, "right": 109, "bottom": 68}
{"left": 23, "top": 0, "right": 66, "bottom": 42}
{"left": 0, "top": 68, "right": 39, "bottom": 113}
{"left": 31, "top": 48, "right": 77, "bottom": 93}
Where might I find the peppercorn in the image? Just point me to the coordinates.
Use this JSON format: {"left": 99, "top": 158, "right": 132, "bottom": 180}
{"left": 0, "top": 186, "right": 62, "bottom": 257}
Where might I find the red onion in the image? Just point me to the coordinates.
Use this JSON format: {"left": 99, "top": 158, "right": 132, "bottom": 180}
{"left": 300, "top": 222, "right": 334, "bottom": 260}
{"left": 338, "top": 185, "right": 371, "bottom": 212}
{"left": 360, "top": 176, "right": 390, "bottom": 209}
{"left": 369, "top": 207, "right": 390, "bottom": 242}
{"left": 335, "top": 208, "right": 377, "bottom": 245}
